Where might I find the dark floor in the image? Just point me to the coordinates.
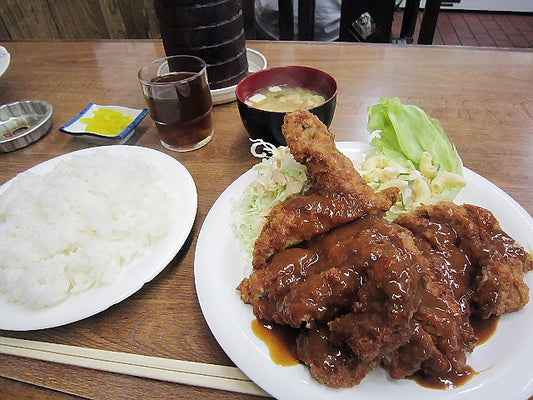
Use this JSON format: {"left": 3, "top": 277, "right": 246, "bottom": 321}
{"left": 393, "top": 11, "right": 533, "bottom": 48}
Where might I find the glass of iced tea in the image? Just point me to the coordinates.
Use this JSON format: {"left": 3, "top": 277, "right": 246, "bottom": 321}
{"left": 138, "top": 55, "right": 213, "bottom": 152}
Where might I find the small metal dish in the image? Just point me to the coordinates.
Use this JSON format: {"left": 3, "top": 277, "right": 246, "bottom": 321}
{"left": 0, "top": 100, "right": 53, "bottom": 153}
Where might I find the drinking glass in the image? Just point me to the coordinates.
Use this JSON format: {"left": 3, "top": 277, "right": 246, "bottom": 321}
{"left": 138, "top": 55, "right": 213, "bottom": 152}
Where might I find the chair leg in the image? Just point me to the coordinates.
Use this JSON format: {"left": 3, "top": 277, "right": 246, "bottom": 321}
{"left": 298, "top": 0, "right": 316, "bottom": 40}
{"left": 278, "top": 0, "right": 295, "bottom": 40}
{"left": 242, "top": 0, "right": 256, "bottom": 39}
{"left": 400, "top": 0, "right": 421, "bottom": 43}
{"left": 418, "top": 0, "right": 442, "bottom": 44}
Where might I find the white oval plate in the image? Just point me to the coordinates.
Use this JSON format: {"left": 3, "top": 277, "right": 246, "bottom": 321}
{"left": 0, "top": 46, "right": 10, "bottom": 78}
{"left": 195, "top": 141, "right": 533, "bottom": 400}
{"left": 0, "top": 145, "right": 197, "bottom": 331}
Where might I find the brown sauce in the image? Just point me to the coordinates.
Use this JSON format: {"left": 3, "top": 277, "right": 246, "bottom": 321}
{"left": 251, "top": 319, "right": 299, "bottom": 366}
{"left": 410, "top": 314, "right": 499, "bottom": 389}
{"left": 252, "top": 314, "right": 500, "bottom": 388}
{"left": 411, "top": 365, "right": 476, "bottom": 389}
{"left": 471, "top": 314, "right": 500, "bottom": 345}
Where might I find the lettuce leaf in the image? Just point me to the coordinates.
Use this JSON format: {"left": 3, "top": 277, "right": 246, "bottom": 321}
{"left": 368, "top": 97, "right": 463, "bottom": 175}
{"left": 367, "top": 97, "right": 464, "bottom": 204}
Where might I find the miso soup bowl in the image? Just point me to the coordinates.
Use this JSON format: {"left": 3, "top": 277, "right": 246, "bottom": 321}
{"left": 236, "top": 65, "right": 337, "bottom": 146}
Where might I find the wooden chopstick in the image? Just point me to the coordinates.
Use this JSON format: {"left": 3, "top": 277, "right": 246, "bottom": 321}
{"left": 0, "top": 336, "right": 270, "bottom": 397}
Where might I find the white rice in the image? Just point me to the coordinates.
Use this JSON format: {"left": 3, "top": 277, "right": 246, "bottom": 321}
{"left": 0, "top": 150, "right": 178, "bottom": 309}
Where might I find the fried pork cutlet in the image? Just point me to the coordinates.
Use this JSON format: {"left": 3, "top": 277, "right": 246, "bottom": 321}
{"left": 251, "top": 110, "right": 398, "bottom": 269}
{"left": 396, "top": 202, "right": 533, "bottom": 318}
{"left": 240, "top": 212, "right": 428, "bottom": 387}
{"left": 295, "top": 325, "right": 372, "bottom": 388}
{"left": 240, "top": 213, "right": 416, "bottom": 330}
{"left": 325, "top": 214, "right": 426, "bottom": 362}
{"left": 238, "top": 203, "right": 532, "bottom": 388}
{"left": 385, "top": 202, "right": 532, "bottom": 380}
{"left": 282, "top": 109, "right": 378, "bottom": 196}
{"left": 238, "top": 110, "right": 532, "bottom": 389}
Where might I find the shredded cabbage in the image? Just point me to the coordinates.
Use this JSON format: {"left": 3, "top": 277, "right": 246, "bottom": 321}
{"left": 231, "top": 140, "right": 311, "bottom": 257}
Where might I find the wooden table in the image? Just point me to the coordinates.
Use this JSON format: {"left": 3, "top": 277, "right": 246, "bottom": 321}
{"left": 0, "top": 40, "right": 532, "bottom": 400}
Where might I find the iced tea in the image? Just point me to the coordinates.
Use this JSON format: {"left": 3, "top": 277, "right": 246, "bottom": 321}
{"left": 139, "top": 56, "right": 214, "bottom": 152}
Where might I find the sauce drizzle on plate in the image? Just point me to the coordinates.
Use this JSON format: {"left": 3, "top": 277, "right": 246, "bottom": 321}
{"left": 253, "top": 315, "right": 500, "bottom": 388}
{"left": 252, "top": 319, "right": 299, "bottom": 366}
